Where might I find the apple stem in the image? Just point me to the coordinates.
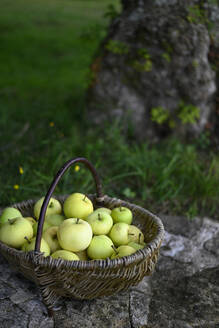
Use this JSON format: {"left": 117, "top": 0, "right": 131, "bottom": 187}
{"left": 49, "top": 201, "right": 53, "bottom": 208}
{"left": 83, "top": 195, "right": 87, "bottom": 202}
{"left": 138, "top": 233, "right": 142, "bottom": 244}
{"left": 98, "top": 213, "right": 101, "bottom": 221}
{"left": 8, "top": 218, "right": 16, "bottom": 225}
{"left": 24, "top": 236, "right": 31, "bottom": 244}
{"left": 111, "top": 245, "right": 118, "bottom": 254}
{"left": 128, "top": 233, "right": 135, "bottom": 236}
{"left": 76, "top": 218, "right": 80, "bottom": 224}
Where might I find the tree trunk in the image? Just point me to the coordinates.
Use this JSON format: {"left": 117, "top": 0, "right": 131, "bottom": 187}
{"left": 87, "top": 0, "right": 219, "bottom": 141}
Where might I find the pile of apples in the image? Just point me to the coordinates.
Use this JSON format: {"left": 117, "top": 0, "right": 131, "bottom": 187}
{"left": 0, "top": 193, "right": 146, "bottom": 261}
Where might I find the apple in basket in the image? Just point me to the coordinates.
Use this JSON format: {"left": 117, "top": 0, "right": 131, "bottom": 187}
{"left": 25, "top": 217, "right": 37, "bottom": 226}
{"left": 128, "top": 225, "right": 144, "bottom": 244}
{"left": 57, "top": 218, "right": 93, "bottom": 252}
{"left": 111, "top": 206, "right": 133, "bottom": 225}
{"left": 75, "top": 250, "right": 88, "bottom": 261}
{"left": 128, "top": 241, "right": 145, "bottom": 250}
{"left": 0, "top": 207, "right": 22, "bottom": 225}
{"left": 34, "top": 197, "right": 62, "bottom": 220}
{"left": 93, "top": 207, "right": 112, "bottom": 215}
{"left": 51, "top": 250, "right": 79, "bottom": 261}
{"left": 0, "top": 217, "right": 33, "bottom": 248}
{"left": 63, "top": 193, "right": 93, "bottom": 219}
{"left": 22, "top": 236, "right": 50, "bottom": 256}
{"left": 111, "top": 245, "right": 136, "bottom": 259}
{"left": 87, "top": 235, "right": 114, "bottom": 260}
{"left": 45, "top": 214, "right": 65, "bottom": 226}
{"left": 109, "top": 222, "right": 130, "bottom": 246}
{"left": 85, "top": 210, "right": 113, "bottom": 235}
{"left": 43, "top": 226, "right": 61, "bottom": 253}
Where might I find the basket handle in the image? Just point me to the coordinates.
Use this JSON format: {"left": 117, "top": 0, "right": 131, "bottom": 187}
{"left": 34, "top": 157, "right": 103, "bottom": 253}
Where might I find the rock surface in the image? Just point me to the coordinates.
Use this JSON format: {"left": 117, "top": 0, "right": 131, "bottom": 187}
{"left": 87, "top": 0, "right": 218, "bottom": 141}
{"left": 0, "top": 214, "right": 219, "bottom": 327}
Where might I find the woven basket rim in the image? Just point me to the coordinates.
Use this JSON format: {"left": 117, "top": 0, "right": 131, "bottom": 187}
{"left": 0, "top": 194, "right": 165, "bottom": 270}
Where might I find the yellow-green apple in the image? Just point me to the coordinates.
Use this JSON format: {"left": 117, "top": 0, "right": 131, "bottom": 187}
{"left": 24, "top": 217, "right": 37, "bottom": 226}
{"left": 51, "top": 250, "right": 79, "bottom": 261}
{"left": 93, "top": 207, "right": 111, "bottom": 215}
{"left": 43, "top": 226, "right": 60, "bottom": 253}
{"left": 128, "top": 225, "right": 144, "bottom": 244}
{"left": 45, "top": 214, "right": 65, "bottom": 226}
{"left": 85, "top": 212, "right": 113, "bottom": 235}
{"left": 63, "top": 193, "right": 93, "bottom": 219}
{"left": 111, "top": 206, "right": 133, "bottom": 225}
{"left": 0, "top": 207, "right": 22, "bottom": 225}
{"left": 75, "top": 250, "right": 88, "bottom": 261}
{"left": 128, "top": 241, "right": 145, "bottom": 250}
{"left": 87, "top": 235, "right": 114, "bottom": 260}
{"left": 57, "top": 218, "right": 93, "bottom": 252}
{"left": 33, "top": 220, "right": 52, "bottom": 236}
{"left": 111, "top": 245, "right": 136, "bottom": 259}
{"left": 109, "top": 222, "right": 130, "bottom": 246}
{"left": 22, "top": 237, "right": 50, "bottom": 256}
{"left": 34, "top": 197, "right": 62, "bottom": 220}
{"left": 0, "top": 217, "right": 33, "bottom": 248}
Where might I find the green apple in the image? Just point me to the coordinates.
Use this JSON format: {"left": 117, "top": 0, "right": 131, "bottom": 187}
{"left": 33, "top": 220, "right": 52, "bottom": 236}
{"left": 63, "top": 193, "right": 93, "bottom": 219}
{"left": 22, "top": 237, "right": 50, "bottom": 256}
{"left": 34, "top": 197, "right": 62, "bottom": 220}
{"left": 45, "top": 214, "right": 65, "bottom": 226}
{"left": 87, "top": 235, "right": 114, "bottom": 260}
{"left": 0, "top": 217, "right": 33, "bottom": 248}
{"left": 85, "top": 211, "right": 113, "bottom": 235}
{"left": 51, "top": 250, "right": 79, "bottom": 261}
{"left": 111, "top": 206, "right": 133, "bottom": 225}
{"left": 75, "top": 250, "right": 88, "bottom": 261}
{"left": 57, "top": 218, "right": 93, "bottom": 252}
{"left": 109, "top": 222, "right": 130, "bottom": 246}
{"left": 93, "top": 207, "right": 111, "bottom": 215}
{"left": 24, "top": 217, "right": 37, "bottom": 226}
{"left": 43, "top": 226, "right": 61, "bottom": 253}
{"left": 128, "top": 241, "right": 145, "bottom": 251}
{"left": 0, "top": 207, "right": 22, "bottom": 225}
{"left": 111, "top": 245, "right": 136, "bottom": 259}
{"left": 128, "top": 225, "right": 144, "bottom": 244}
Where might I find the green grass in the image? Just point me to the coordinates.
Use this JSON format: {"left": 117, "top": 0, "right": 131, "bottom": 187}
{"left": 0, "top": 0, "right": 120, "bottom": 137}
{"left": 1, "top": 120, "right": 219, "bottom": 219}
{"left": 0, "top": 0, "right": 218, "bottom": 220}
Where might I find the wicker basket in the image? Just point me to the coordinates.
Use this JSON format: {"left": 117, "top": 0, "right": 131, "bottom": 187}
{"left": 0, "top": 157, "right": 164, "bottom": 315}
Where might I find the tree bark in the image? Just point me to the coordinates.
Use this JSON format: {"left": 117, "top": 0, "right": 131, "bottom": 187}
{"left": 87, "top": 0, "right": 219, "bottom": 141}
